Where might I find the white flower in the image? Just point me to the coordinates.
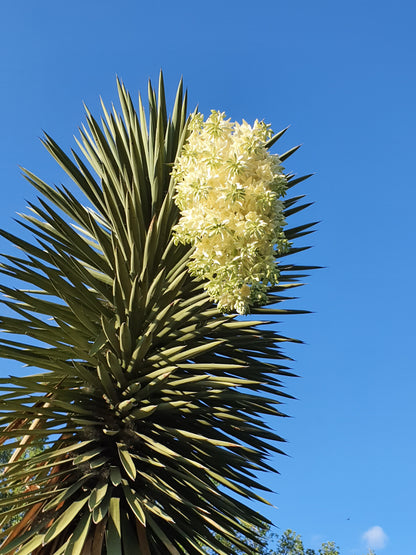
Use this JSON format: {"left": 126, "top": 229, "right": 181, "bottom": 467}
{"left": 172, "top": 111, "right": 289, "bottom": 314}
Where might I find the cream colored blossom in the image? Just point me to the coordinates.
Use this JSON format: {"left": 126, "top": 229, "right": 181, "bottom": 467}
{"left": 172, "top": 111, "right": 289, "bottom": 314}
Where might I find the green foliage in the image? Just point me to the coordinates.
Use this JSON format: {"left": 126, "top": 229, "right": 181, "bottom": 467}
{"left": 276, "top": 529, "right": 307, "bottom": 554}
{"left": 204, "top": 527, "right": 337, "bottom": 555}
{"left": 0, "top": 73, "right": 315, "bottom": 553}
{"left": 0, "top": 442, "right": 45, "bottom": 528}
{"left": 316, "top": 541, "right": 340, "bottom": 555}
{"left": 273, "top": 529, "right": 375, "bottom": 555}
{"left": 208, "top": 527, "right": 377, "bottom": 555}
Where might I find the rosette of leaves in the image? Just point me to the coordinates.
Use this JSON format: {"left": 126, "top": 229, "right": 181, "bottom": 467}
{"left": 0, "top": 73, "right": 316, "bottom": 554}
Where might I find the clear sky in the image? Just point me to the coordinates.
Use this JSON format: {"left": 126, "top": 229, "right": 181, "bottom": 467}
{"left": 1, "top": 1, "right": 415, "bottom": 553}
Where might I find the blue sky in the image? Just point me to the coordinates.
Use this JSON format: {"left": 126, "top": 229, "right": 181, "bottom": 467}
{"left": 1, "top": 1, "right": 415, "bottom": 552}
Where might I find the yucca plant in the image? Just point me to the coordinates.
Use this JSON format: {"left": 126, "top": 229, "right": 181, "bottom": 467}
{"left": 0, "top": 73, "right": 316, "bottom": 554}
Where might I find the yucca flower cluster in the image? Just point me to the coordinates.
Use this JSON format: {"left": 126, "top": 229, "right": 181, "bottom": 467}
{"left": 172, "top": 110, "right": 290, "bottom": 314}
